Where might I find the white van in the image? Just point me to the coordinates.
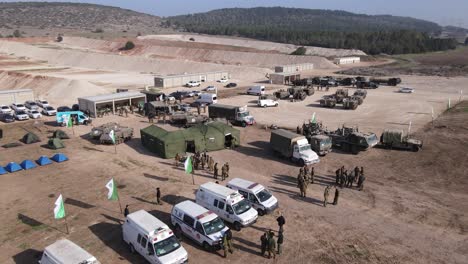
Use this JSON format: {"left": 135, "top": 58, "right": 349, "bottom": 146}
{"left": 227, "top": 178, "right": 278, "bottom": 216}
{"left": 246, "top": 86, "right": 265, "bottom": 96}
{"left": 196, "top": 182, "right": 258, "bottom": 231}
{"left": 195, "top": 93, "right": 217, "bottom": 105}
{"left": 171, "top": 200, "right": 229, "bottom": 251}
{"left": 39, "top": 239, "right": 100, "bottom": 264}
{"left": 123, "top": 210, "right": 188, "bottom": 264}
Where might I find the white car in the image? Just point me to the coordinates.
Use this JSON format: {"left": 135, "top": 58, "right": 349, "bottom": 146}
{"left": 203, "top": 86, "right": 216, "bottom": 92}
{"left": 25, "top": 100, "right": 40, "bottom": 110}
{"left": 14, "top": 110, "right": 29, "bottom": 120}
{"left": 258, "top": 98, "right": 279, "bottom": 108}
{"left": 11, "top": 103, "right": 26, "bottom": 111}
{"left": 0, "top": 105, "right": 12, "bottom": 114}
{"left": 399, "top": 87, "right": 414, "bottom": 93}
{"left": 27, "top": 109, "right": 42, "bottom": 119}
{"left": 36, "top": 100, "right": 49, "bottom": 108}
{"left": 218, "top": 78, "right": 228, "bottom": 83}
{"left": 42, "top": 106, "right": 57, "bottom": 116}
{"left": 186, "top": 81, "right": 201, "bottom": 87}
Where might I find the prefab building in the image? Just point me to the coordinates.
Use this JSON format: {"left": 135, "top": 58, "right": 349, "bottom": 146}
{"left": 269, "top": 72, "right": 301, "bottom": 85}
{"left": 154, "top": 71, "right": 230, "bottom": 88}
{"left": 0, "top": 89, "right": 34, "bottom": 105}
{"left": 274, "top": 63, "right": 314, "bottom": 73}
{"left": 333, "top": 57, "right": 361, "bottom": 65}
{"left": 78, "top": 91, "right": 146, "bottom": 118}
{"left": 140, "top": 122, "right": 240, "bottom": 159}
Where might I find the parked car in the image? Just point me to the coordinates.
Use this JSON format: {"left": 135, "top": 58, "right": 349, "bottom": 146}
{"left": 11, "top": 103, "right": 26, "bottom": 111}
{"left": 218, "top": 78, "right": 228, "bottom": 83}
{"left": 57, "top": 106, "right": 72, "bottom": 112}
{"left": 203, "top": 86, "right": 216, "bottom": 92}
{"left": 190, "top": 101, "right": 207, "bottom": 108}
{"left": 169, "top": 91, "right": 191, "bottom": 100}
{"left": 399, "top": 87, "right": 414, "bottom": 93}
{"left": 25, "top": 100, "right": 39, "bottom": 110}
{"left": 42, "top": 106, "right": 57, "bottom": 116}
{"left": 186, "top": 81, "right": 201, "bottom": 87}
{"left": 36, "top": 100, "right": 49, "bottom": 108}
{"left": 225, "top": 83, "right": 237, "bottom": 88}
{"left": 0, "top": 113, "right": 15, "bottom": 123}
{"left": 179, "top": 104, "right": 192, "bottom": 112}
{"left": 27, "top": 109, "right": 42, "bottom": 119}
{"left": 189, "top": 90, "right": 202, "bottom": 97}
{"left": 14, "top": 110, "right": 29, "bottom": 120}
{"left": 0, "top": 105, "right": 12, "bottom": 114}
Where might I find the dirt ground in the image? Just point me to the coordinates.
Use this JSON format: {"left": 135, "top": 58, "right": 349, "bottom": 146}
{"left": 0, "top": 36, "right": 467, "bottom": 264}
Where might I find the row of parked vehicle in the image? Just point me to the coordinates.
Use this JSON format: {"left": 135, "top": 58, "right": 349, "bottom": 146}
{"left": 0, "top": 100, "right": 58, "bottom": 123}
{"left": 185, "top": 79, "right": 237, "bottom": 88}
{"left": 39, "top": 178, "right": 278, "bottom": 264}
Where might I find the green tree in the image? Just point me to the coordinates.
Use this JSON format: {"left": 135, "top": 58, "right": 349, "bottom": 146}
{"left": 291, "top": 46, "right": 307, "bottom": 55}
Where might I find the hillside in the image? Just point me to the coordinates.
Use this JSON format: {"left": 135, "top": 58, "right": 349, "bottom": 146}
{"left": 0, "top": 2, "right": 163, "bottom": 32}
{"left": 168, "top": 7, "right": 458, "bottom": 55}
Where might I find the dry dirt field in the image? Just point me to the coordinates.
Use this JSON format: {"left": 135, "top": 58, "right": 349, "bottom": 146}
{"left": 0, "top": 36, "right": 467, "bottom": 264}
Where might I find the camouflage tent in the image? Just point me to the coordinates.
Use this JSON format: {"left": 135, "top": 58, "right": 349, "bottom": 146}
{"left": 382, "top": 129, "right": 404, "bottom": 144}
{"left": 52, "top": 129, "right": 70, "bottom": 139}
{"left": 140, "top": 121, "right": 240, "bottom": 159}
{"left": 22, "top": 132, "right": 41, "bottom": 144}
{"left": 47, "top": 138, "right": 65, "bottom": 149}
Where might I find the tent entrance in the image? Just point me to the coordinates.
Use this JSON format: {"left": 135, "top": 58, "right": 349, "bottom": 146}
{"left": 186, "top": 140, "right": 196, "bottom": 153}
{"left": 225, "top": 134, "right": 233, "bottom": 148}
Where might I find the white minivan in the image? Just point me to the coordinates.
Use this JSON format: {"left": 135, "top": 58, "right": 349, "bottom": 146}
{"left": 246, "top": 85, "right": 265, "bottom": 96}
{"left": 123, "top": 210, "right": 188, "bottom": 264}
{"left": 227, "top": 178, "right": 279, "bottom": 216}
{"left": 39, "top": 239, "right": 100, "bottom": 264}
{"left": 171, "top": 200, "right": 229, "bottom": 251}
{"left": 195, "top": 93, "right": 217, "bottom": 105}
{"left": 196, "top": 182, "right": 258, "bottom": 231}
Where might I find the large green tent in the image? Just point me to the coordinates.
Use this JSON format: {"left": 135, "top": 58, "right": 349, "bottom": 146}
{"left": 47, "top": 138, "right": 65, "bottom": 149}
{"left": 53, "top": 129, "right": 70, "bottom": 139}
{"left": 140, "top": 122, "right": 240, "bottom": 159}
{"left": 22, "top": 132, "right": 41, "bottom": 144}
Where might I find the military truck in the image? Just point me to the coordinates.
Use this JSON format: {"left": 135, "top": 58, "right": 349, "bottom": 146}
{"left": 380, "top": 129, "right": 423, "bottom": 152}
{"left": 353, "top": 89, "right": 367, "bottom": 99}
{"left": 370, "top": 77, "right": 401, "bottom": 86}
{"left": 208, "top": 104, "right": 254, "bottom": 127}
{"left": 356, "top": 81, "right": 379, "bottom": 89}
{"left": 302, "top": 122, "right": 332, "bottom": 156}
{"left": 342, "top": 98, "right": 360, "bottom": 110}
{"left": 90, "top": 122, "right": 133, "bottom": 144}
{"left": 270, "top": 129, "right": 320, "bottom": 166}
{"left": 337, "top": 77, "right": 356, "bottom": 86}
{"left": 171, "top": 112, "right": 209, "bottom": 127}
{"left": 334, "top": 89, "right": 349, "bottom": 103}
{"left": 327, "top": 125, "right": 379, "bottom": 154}
{"left": 273, "top": 89, "right": 291, "bottom": 100}
{"left": 319, "top": 96, "right": 337, "bottom": 108}
{"left": 288, "top": 86, "right": 314, "bottom": 96}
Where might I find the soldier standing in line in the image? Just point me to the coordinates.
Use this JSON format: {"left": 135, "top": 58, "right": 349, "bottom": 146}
{"left": 277, "top": 230, "right": 284, "bottom": 255}
{"left": 302, "top": 173, "right": 309, "bottom": 197}
{"left": 354, "top": 166, "right": 360, "bottom": 183}
{"left": 303, "top": 165, "right": 309, "bottom": 179}
{"left": 260, "top": 232, "right": 268, "bottom": 257}
{"left": 323, "top": 185, "right": 331, "bottom": 207}
{"left": 348, "top": 171, "right": 355, "bottom": 188}
{"left": 297, "top": 168, "right": 304, "bottom": 183}
{"left": 310, "top": 167, "right": 315, "bottom": 184}
{"left": 201, "top": 156, "right": 206, "bottom": 170}
{"left": 156, "top": 187, "right": 161, "bottom": 205}
{"left": 209, "top": 157, "right": 214, "bottom": 171}
{"left": 213, "top": 163, "right": 219, "bottom": 179}
{"left": 225, "top": 162, "right": 230, "bottom": 178}
{"left": 267, "top": 231, "right": 276, "bottom": 259}
{"left": 298, "top": 175, "right": 305, "bottom": 197}
{"left": 333, "top": 187, "right": 340, "bottom": 205}
{"left": 174, "top": 153, "right": 180, "bottom": 167}
{"left": 357, "top": 173, "right": 366, "bottom": 191}
{"left": 222, "top": 229, "right": 234, "bottom": 258}
{"left": 221, "top": 164, "right": 226, "bottom": 181}
{"left": 335, "top": 168, "right": 340, "bottom": 185}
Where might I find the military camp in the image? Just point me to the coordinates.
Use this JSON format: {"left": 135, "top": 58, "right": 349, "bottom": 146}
{"left": 141, "top": 122, "right": 240, "bottom": 158}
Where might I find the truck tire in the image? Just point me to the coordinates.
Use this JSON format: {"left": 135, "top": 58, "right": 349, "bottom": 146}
{"left": 263, "top": 104, "right": 267, "bottom": 108}
{"left": 257, "top": 209, "right": 265, "bottom": 216}
{"left": 203, "top": 242, "right": 212, "bottom": 252}
{"left": 275, "top": 103, "right": 279, "bottom": 107}
{"left": 298, "top": 159, "right": 305, "bottom": 167}
{"left": 233, "top": 221, "right": 242, "bottom": 231}
{"left": 412, "top": 145, "right": 419, "bottom": 152}
{"left": 241, "top": 121, "right": 247, "bottom": 128}
{"left": 174, "top": 224, "right": 183, "bottom": 239}
{"left": 351, "top": 145, "right": 359, "bottom": 155}
{"left": 129, "top": 243, "right": 136, "bottom": 254}
{"left": 342, "top": 143, "right": 350, "bottom": 152}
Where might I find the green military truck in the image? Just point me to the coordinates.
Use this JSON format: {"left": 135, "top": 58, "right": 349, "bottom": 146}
{"left": 380, "top": 129, "right": 423, "bottom": 152}
{"left": 302, "top": 122, "right": 333, "bottom": 156}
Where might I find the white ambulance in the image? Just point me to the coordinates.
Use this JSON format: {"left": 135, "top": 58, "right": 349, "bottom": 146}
{"left": 196, "top": 182, "right": 258, "bottom": 231}
{"left": 227, "top": 178, "right": 279, "bottom": 216}
{"left": 39, "top": 239, "right": 100, "bottom": 264}
{"left": 122, "top": 210, "right": 188, "bottom": 264}
{"left": 171, "top": 200, "right": 229, "bottom": 251}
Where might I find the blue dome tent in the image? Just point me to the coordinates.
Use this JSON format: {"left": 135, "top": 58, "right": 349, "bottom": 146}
{"left": 51, "top": 153, "right": 69, "bottom": 163}
{"left": 20, "top": 160, "right": 37, "bottom": 170}
{"left": 5, "top": 162, "right": 22, "bottom": 173}
{"left": 36, "top": 156, "right": 53, "bottom": 166}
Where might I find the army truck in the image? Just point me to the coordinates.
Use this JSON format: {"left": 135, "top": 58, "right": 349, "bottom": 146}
{"left": 171, "top": 112, "right": 209, "bottom": 127}
{"left": 353, "top": 89, "right": 367, "bottom": 99}
{"left": 90, "top": 122, "right": 119, "bottom": 139}
{"left": 90, "top": 122, "right": 133, "bottom": 144}
{"left": 342, "top": 98, "right": 360, "bottom": 110}
{"left": 302, "top": 122, "right": 332, "bottom": 156}
{"left": 320, "top": 96, "right": 337, "bottom": 108}
{"left": 270, "top": 129, "right": 320, "bottom": 166}
{"left": 327, "top": 125, "right": 379, "bottom": 154}
{"left": 356, "top": 81, "right": 379, "bottom": 89}
{"left": 288, "top": 86, "right": 314, "bottom": 96}
{"left": 380, "top": 129, "right": 423, "bottom": 152}
{"left": 334, "top": 89, "right": 349, "bottom": 103}
{"left": 208, "top": 104, "right": 254, "bottom": 127}
{"left": 370, "top": 77, "right": 401, "bottom": 86}
{"left": 273, "top": 89, "right": 291, "bottom": 100}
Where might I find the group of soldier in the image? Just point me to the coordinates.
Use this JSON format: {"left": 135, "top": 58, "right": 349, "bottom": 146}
{"left": 297, "top": 165, "right": 315, "bottom": 197}
{"left": 335, "top": 166, "right": 366, "bottom": 191}
{"left": 175, "top": 151, "right": 231, "bottom": 181}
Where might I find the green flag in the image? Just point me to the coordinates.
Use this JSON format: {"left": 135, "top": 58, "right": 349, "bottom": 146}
{"left": 184, "top": 156, "right": 193, "bottom": 174}
{"left": 109, "top": 130, "right": 116, "bottom": 144}
{"left": 106, "top": 178, "right": 119, "bottom": 201}
{"left": 54, "top": 194, "right": 66, "bottom": 219}
{"left": 311, "top": 112, "right": 317, "bottom": 124}
{"left": 67, "top": 115, "right": 73, "bottom": 127}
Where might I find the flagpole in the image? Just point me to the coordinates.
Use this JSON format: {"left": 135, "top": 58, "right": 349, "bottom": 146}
{"left": 117, "top": 194, "right": 123, "bottom": 214}
{"left": 114, "top": 141, "right": 117, "bottom": 154}
{"left": 64, "top": 214, "right": 69, "bottom": 234}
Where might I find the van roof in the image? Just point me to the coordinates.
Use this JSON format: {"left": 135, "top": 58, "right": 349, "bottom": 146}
{"left": 127, "top": 210, "right": 168, "bottom": 235}
{"left": 227, "top": 178, "right": 264, "bottom": 193}
{"left": 44, "top": 239, "right": 96, "bottom": 263}
{"left": 175, "top": 200, "right": 217, "bottom": 221}
{"left": 199, "top": 182, "right": 239, "bottom": 199}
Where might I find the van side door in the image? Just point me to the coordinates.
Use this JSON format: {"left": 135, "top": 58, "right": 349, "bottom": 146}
{"left": 136, "top": 233, "right": 148, "bottom": 256}
{"left": 182, "top": 214, "right": 196, "bottom": 241}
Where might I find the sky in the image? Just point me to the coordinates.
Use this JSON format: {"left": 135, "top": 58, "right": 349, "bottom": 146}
{"left": 3, "top": 0, "right": 468, "bottom": 28}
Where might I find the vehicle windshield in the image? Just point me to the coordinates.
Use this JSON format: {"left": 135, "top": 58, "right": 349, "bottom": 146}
{"left": 256, "top": 189, "right": 272, "bottom": 203}
{"left": 232, "top": 199, "right": 251, "bottom": 215}
{"left": 29, "top": 102, "right": 37, "bottom": 106}
{"left": 46, "top": 106, "right": 54, "bottom": 110}
{"left": 299, "top": 145, "right": 311, "bottom": 152}
{"left": 153, "top": 235, "right": 181, "bottom": 257}
{"left": 238, "top": 112, "right": 250, "bottom": 118}
{"left": 17, "top": 111, "right": 26, "bottom": 114}
{"left": 321, "top": 138, "right": 332, "bottom": 145}
{"left": 16, "top": 104, "right": 24, "bottom": 107}
{"left": 202, "top": 217, "right": 226, "bottom": 235}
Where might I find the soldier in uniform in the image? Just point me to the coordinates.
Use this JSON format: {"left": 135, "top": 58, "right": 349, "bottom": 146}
{"left": 303, "top": 165, "right": 309, "bottom": 178}
{"left": 323, "top": 185, "right": 331, "bottom": 207}
{"left": 357, "top": 173, "right": 366, "bottom": 191}
{"left": 225, "top": 162, "right": 230, "bottom": 178}
{"left": 201, "top": 156, "right": 205, "bottom": 170}
{"left": 213, "top": 163, "right": 219, "bottom": 179}
{"left": 209, "top": 157, "right": 214, "bottom": 171}
{"left": 310, "top": 167, "right": 315, "bottom": 184}
{"left": 297, "top": 168, "right": 304, "bottom": 182}
{"left": 174, "top": 153, "right": 180, "bottom": 167}
{"left": 296, "top": 125, "right": 301, "bottom": 134}
{"left": 333, "top": 187, "right": 340, "bottom": 205}
{"left": 298, "top": 175, "right": 305, "bottom": 197}
{"left": 221, "top": 164, "right": 227, "bottom": 181}
{"left": 222, "top": 229, "right": 234, "bottom": 258}
{"left": 267, "top": 231, "right": 276, "bottom": 259}
{"left": 354, "top": 166, "right": 360, "bottom": 183}
{"left": 335, "top": 168, "right": 340, "bottom": 185}
{"left": 277, "top": 230, "right": 284, "bottom": 255}
{"left": 348, "top": 171, "right": 355, "bottom": 188}
{"left": 360, "top": 166, "right": 364, "bottom": 177}
{"left": 260, "top": 232, "right": 268, "bottom": 257}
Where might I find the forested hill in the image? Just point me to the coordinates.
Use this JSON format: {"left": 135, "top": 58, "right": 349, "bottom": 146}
{"left": 168, "top": 7, "right": 458, "bottom": 55}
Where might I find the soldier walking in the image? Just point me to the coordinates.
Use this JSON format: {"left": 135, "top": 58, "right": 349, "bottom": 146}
{"left": 333, "top": 187, "right": 340, "bottom": 205}
{"left": 357, "top": 173, "right": 366, "bottom": 191}
{"left": 267, "top": 231, "right": 276, "bottom": 259}
{"left": 298, "top": 175, "right": 305, "bottom": 197}
{"left": 348, "top": 171, "right": 355, "bottom": 188}
{"left": 260, "top": 232, "right": 268, "bottom": 257}
{"left": 225, "top": 162, "right": 230, "bottom": 178}
{"left": 222, "top": 229, "right": 234, "bottom": 258}
{"left": 277, "top": 230, "right": 284, "bottom": 255}
{"left": 323, "top": 185, "right": 331, "bottom": 207}
{"left": 174, "top": 153, "right": 180, "bottom": 167}
{"left": 209, "top": 157, "right": 214, "bottom": 171}
{"left": 276, "top": 213, "right": 285, "bottom": 233}
{"left": 310, "top": 167, "right": 315, "bottom": 184}
{"left": 221, "top": 164, "right": 226, "bottom": 181}
{"left": 213, "top": 163, "right": 219, "bottom": 179}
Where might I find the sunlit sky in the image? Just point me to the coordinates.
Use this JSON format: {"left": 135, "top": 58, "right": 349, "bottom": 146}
{"left": 4, "top": 0, "right": 468, "bottom": 28}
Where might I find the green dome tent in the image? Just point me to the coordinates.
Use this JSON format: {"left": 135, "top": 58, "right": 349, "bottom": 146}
{"left": 47, "top": 138, "right": 65, "bottom": 149}
{"left": 52, "top": 130, "right": 70, "bottom": 139}
{"left": 22, "top": 132, "right": 41, "bottom": 144}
